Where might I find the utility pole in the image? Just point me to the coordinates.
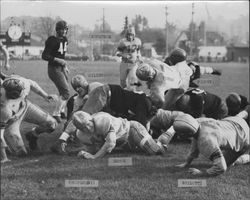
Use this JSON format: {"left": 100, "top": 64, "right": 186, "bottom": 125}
{"left": 165, "top": 5, "right": 169, "bottom": 56}
{"left": 101, "top": 8, "right": 105, "bottom": 54}
{"left": 190, "top": 2, "right": 195, "bottom": 57}
{"left": 102, "top": 8, "right": 105, "bottom": 32}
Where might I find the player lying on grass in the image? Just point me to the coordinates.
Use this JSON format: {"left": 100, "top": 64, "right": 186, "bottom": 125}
{"left": 51, "top": 84, "right": 158, "bottom": 154}
{"left": 164, "top": 47, "right": 222, "bottom": 88}
{"left": 174, "top": 88, "right": 228, "bottom": 119}
{"left": 150, "top": 108, "right": 249, "bottom": 176}
{"left": 136, "top": 58, "right": 185, "bottom": 110}
{"left": 69, "top": 111, "right": 165, "bottom": 159}
{"left": 225, "top": 94, "right": 250, "bottom": 165}
{"left": 0, "top": 75, "right": 57, "bottom": 163}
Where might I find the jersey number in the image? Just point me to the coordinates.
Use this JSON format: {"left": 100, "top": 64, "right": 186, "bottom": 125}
{"left": 58, "top": 42, "right": 67, "bottom": 54}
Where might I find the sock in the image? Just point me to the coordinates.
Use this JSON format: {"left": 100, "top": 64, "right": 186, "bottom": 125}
{"left": 53, "top": 95, "right": 61, "bottom": 116}
{"left": 59, "top": 97, "right": 67, "bottom": 114}
{"left": 59, "top": 132, "right": 70, "bottom": 141}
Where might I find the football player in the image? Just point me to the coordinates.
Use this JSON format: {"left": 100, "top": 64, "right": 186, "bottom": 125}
{"left": 150, "top": 108, "right": 249, "bottom": 176}
{"left": 175, "top": 112, "right": 249, "bottom": 176}
{"left": 66, "top": 74, "right": 103, "bottom": 120}
{"left": 116, "top": 25, "right": 142, "bottom": 89}
{"left": 0, "top": 41, "right": 10, "bottom": 83}
{"left": 51, "top": 84, "right": 158, "bottom": 155}
{"left": 61, "top": 75, "right": 103, "bottom": 150}
{"left": 164, "top": 48, "right": 222, "bottom": 88}
{"left": 70, "top": 111, "right": 165, "bottom": 159}
{"left": 42, "top": 20, "right": 70, "bottom": 123}
{"left": 174, "top": 88, "right": 228, "bottom": 119}
{"left": 136, "top": 58, "right": 185, "bottom": 109}
{"left": 0, "top": 75, "right": 57, "bottom": 163}
{"left": 0, "top": 41, "right": 10, "bottom": 72}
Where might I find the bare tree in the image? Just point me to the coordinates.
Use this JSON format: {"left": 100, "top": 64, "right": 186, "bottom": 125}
{"left": 39, "top": 16, "right": 57, "bottom": 38}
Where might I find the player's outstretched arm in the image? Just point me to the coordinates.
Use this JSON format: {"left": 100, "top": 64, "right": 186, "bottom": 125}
{"left": 176, "top": 139, "right": 199, "bottom": 168}
{"left": 28, "top": 79, "right": 56, "bottom": 102}
{"left": 78, "top": 130, "right": 116, "bottom": 159}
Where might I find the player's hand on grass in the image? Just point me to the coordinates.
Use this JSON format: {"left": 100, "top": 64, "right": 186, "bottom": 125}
{"left": 188, "top": 168, "right": 202, "bottom": 175}
{"left": 176, "top": 163, "right": 189, "bottom": 168}
{"left": 77, "top": 150, "right": 94, "bottom": 159}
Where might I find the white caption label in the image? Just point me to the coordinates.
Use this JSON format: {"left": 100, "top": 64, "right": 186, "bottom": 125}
{"left": 178, "top": 179, "right": 207, "bottom": 187}
{"left": 65, "top": 180, "right": 99, "bottom": 187}
{"left": 85, "top": 72, "right": 119, "bottom": 79}
{"left": 108, "top": 157, "right": 132, "bottom": 166}
{"left": 193, "top": 75, "right": 220, "bottom": 87}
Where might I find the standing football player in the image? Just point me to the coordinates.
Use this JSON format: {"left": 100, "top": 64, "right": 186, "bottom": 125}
{"left": 42, "top": 20, "right": 70, "bottom": 123}
{"left": 0, "top": 41, "right": 10, "bottom": 82}
{"left": 116, "top": 25, "right": 142, "bottom": 89}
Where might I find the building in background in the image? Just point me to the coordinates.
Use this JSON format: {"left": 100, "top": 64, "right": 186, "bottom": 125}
{"left": 198, "top": 46, "right": 227, "bottom": 62}
{"left": 226, "top": 44, "right": 249, "bottom": 63}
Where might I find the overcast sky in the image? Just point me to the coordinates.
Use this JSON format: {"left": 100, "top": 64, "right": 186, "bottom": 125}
{"left": 1, "top": 1, "right": 249, "bottom": 31}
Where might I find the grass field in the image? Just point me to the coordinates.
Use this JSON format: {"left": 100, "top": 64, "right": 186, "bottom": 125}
{"left": 1, "top": 60, "right": 249, "bottom": 200}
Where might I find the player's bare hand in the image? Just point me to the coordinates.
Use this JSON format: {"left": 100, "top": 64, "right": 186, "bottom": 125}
{"left": 54, "top": 58, "right": 67, "bottom": 67}
{"left": 77, "top": 150, "right": 94, "bottom": 159}
{"left": 188, "top": 168, "right": 202, "bottom": 175}
{"left": 176, "top": 163, "right": 189, "bottom": 168}
{"left": 64, "top": 66, "right": 69, "bottom": 74}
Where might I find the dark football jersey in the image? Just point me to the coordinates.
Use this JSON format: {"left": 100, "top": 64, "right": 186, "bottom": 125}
{"left": 42, "top": 36, "right": 68, "bottom": 66}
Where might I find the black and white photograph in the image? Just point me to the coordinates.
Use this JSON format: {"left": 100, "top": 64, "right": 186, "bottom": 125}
{"left": 0, "top": 0, "right": 249, "bottom": 199}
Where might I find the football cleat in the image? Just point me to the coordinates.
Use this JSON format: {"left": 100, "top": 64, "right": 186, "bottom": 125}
{"left": 50, "top": 140, "right": 68, "bottom": 155}
{"left": 25, "top": 131, "right": 38, "bottom": 151}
